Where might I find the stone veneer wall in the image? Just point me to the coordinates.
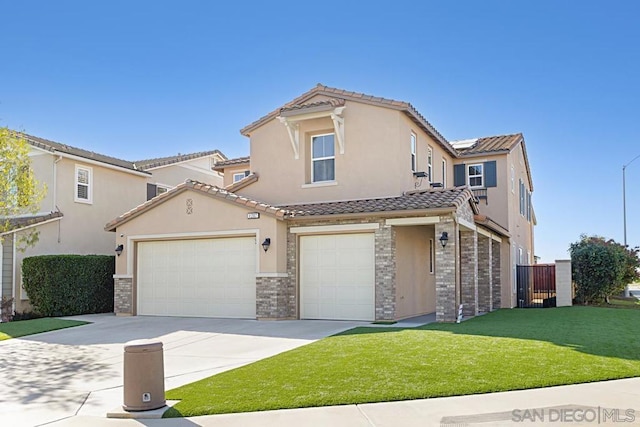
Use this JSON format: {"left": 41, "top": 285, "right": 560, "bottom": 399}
{"left": 435, "top": 219, "right": 457, "bottom": 322}
{"left": 460, "top": 230, "right": 478, "bottom": 318}
{"left": 477, "top": 234, "right": 492, "bottom": 313}
{"left": 491, "top": 239, "right": 501, "bottom": 308}
{"left": 374, "top": 224, "right": 396, "bottom": 320}
{"left": 114, "top": 276, "right": 133, "bottom": 315}
{"left": 256, "top": 276, "right": 294, "bottom": 319}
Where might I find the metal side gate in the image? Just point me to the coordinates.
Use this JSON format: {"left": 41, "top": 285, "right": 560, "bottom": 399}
{"left": 517, "top": 264, "right": 556, "bottom": 308}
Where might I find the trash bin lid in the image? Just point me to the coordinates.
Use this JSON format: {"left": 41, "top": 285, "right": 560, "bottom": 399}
{"left": 124, "top": 339, "right": 163, "bottom": 353}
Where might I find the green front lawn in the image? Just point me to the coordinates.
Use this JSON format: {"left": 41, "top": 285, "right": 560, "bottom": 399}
{"left": 165, "top": 307, "right": 640, "bottom": 418}
{"left": 0, "top": 318, "right": 88, "bottom": 340}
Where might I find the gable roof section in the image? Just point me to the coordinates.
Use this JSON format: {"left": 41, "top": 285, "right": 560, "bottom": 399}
{"left": 104, "top": 180, "right": 289, "bottom": 231}
{"left": 240, "top": 84, "right": 457, "bottom": 156}
{"left": 22, "top": 133, "right": 148, "bottom": 174}
{"left": 455, "top": 133, "right": 534, "bottom": 190}
{"left": 454, "top": 133, "right": 523, "bottom": 155}
{"left": 279, "top": 187, "right": 477, "bottom": 218}
{"left": 135, "top": 150, "right": 226, "bottom": 170}
{"left": 106, "top": 182, "right": 477, "bottom": 231}
{"left": 1, "top": 211, "right": 64, "bottom": 235}
{"left": 212, "top": 156, "right": 250, "bottom": 171}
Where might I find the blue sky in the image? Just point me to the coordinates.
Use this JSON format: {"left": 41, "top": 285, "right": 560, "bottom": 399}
{"left": 1, "top": 0, "right": 639, "bottom": 262}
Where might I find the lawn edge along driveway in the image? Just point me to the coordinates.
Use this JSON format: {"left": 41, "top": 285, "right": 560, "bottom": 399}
{"left": 0, "top": 318, "right": 89, "bottom": 340}
{"left": 164, "top": 306, "right": 640, "bottom": 418}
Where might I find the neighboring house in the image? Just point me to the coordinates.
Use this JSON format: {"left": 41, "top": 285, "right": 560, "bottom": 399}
{"left": 0, "top": 133, "right": 225, "bottom": 315}
{"left": 106, "top": 84, "right": 536, "bottom": 322}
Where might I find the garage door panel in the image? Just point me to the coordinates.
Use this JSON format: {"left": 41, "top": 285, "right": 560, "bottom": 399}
{"left": 301, "top": 233, "right": 375, "bottom": 321}
{"left": 137, "top": 237, "right": 256, "bottom": 318}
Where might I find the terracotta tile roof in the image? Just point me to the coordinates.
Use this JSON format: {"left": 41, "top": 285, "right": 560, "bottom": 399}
{"left": 454, "top": 133, "right": 523, "bottom": 155}
{"left": 212, "top": 156, "right": 250, "bottom": 171}
{"left": 21, "top": 133, "right": 147, "bottom": 173}
{"left": 240, "top": 84, "right": 456, "bottom": 156}
{"left": 2, "top": 211, "right": 64, "bottom": 234}
{"left": 224, "top": 172, "right": 258, "bottom": 192}
{"left": 105, "top": 182, "right": 476, "bottom": 231}
{"left": 280, "top": 98, "right": 346, "bottom": 115}
{"left": 279, "top": 187, "right": 476, "bottom": 218}
{"left": 135, "top": 150, "right": 226, "bottom": 170}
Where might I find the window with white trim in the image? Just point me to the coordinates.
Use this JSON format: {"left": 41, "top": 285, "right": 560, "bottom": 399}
{"left": 427, "top": 147, "right": 433, "bottom": 182}
{"left": 429, "top": 238, "right": 434, "bottom": 274}
{"left": 410, "top": 132, "right": 417, "bottom": 172}
{"left": 467, "top": 164, "right": 484, "bottom": 188}
{"left": 233, "top": 171, "right": 250, "bottom": 183}
{"left": 74, "top": 165, "right": 92, "bottom": 204}
{"left": 311, "top": 133, "right": 335, "bottom": 182}
{"left": 156, "top": 185, "right": 170, "bottom": 195}
{"left": 442, "top": 158, "right": 447, "bottom": 188}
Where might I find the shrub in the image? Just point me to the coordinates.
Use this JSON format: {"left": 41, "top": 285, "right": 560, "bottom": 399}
{"left": 22, "top": 255, "right": 115, "bottom": 316}
{"left": 570, "top": 235, "right": 640, "bottom": 304}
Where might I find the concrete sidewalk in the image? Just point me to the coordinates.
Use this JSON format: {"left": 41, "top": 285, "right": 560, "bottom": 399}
{"left": 48, "top": 377, "right": 640, "bottom": 426}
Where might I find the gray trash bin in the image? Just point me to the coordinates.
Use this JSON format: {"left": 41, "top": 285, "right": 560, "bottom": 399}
{"left": 123, "top": 339, "right": 166, "bottom": 411}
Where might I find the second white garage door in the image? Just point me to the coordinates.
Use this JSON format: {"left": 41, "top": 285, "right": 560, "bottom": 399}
{"left": 300, "top": 233, "right": 375, "bottom": 321}
{"left": 137, "top": 237, "right": 256, "bottom": 318}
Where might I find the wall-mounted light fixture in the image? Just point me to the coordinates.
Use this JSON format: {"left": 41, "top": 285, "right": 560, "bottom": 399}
{"left": 439, "top": 232, "right": 449, "bottom": 248}
{"left": 115, "top": 244, "right": 124, "bottom": 257}
{"left": 261, "top": 238, "right": 271, "bottom": 252}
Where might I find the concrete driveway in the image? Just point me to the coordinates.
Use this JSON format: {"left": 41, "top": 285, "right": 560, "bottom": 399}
{"left": 0, "top": 314, "right": 363, "bottom": 427}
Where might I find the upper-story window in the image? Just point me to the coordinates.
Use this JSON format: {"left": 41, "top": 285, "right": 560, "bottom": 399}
{"left": 410, "top": 132, "right": 417, "bottom": 172}
{"left": 442, "top": 158, "right": 447, "bottom": 188}
{"left": 427, "top": 147, "right": 433, "bottom": 182}
{"left": 74, "top": 165, "right": 92, "bottom": 204}
{"left": 467, "top": 164, "right": 484, "bottom": 188}
{"left": 233, "top": 170, "right": 250, "bottom": 183}
{"left": 311, "top": 133, "right": 335, "bottom": 182}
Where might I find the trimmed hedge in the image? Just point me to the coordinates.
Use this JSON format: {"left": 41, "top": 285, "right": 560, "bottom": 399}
{"left": 22, "top": 255, "right": 115, "bottom": 316}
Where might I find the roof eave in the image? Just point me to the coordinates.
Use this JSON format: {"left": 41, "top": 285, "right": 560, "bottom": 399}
{"left": 285, "top": 207, "right": 457, "bottom": 222}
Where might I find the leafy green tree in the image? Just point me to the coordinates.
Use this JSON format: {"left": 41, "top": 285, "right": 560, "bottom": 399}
{"left": 0, "top": 128, "right": 46, "bottom": 248}
{"left": 569, "top": 235, "right": 640, "bottom": 304}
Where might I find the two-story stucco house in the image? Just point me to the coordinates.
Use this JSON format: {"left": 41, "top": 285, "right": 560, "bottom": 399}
{"left": 1, "top": 133, "right": 226, "bottom": 315}
{"left": 106, "top": 84, "right": 535, "bottom": 322}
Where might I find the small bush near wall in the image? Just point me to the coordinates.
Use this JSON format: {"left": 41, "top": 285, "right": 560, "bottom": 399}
{"left": 22, "top": 255, "right": 115, "bottom": 317}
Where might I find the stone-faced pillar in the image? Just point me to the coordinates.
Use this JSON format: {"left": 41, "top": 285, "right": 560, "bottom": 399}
{"left": 460, "top": 230, "right": 478, "bottom": 318}
{"left": 435, "top": 220, "right": 457, "bottom": 322}
{"left": 477, "top": 234, "right": 492, "bottom": 313}
{"left": 491, "top": 239, "right": 501, "bottom": 309}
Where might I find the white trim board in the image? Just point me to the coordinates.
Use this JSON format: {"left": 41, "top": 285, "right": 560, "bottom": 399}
{"left": 290, "top": 223, "right": 379, "bottom": 234}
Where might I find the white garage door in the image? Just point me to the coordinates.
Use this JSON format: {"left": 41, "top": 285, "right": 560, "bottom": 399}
{"left": 300, "top": 233, "right": 375, "bottom": 321}
{"left": 137, "top": 237, "right": 256, "bottom": 318}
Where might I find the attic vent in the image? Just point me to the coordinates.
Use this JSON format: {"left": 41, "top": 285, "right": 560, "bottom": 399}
{"left": 451, "top": 138, "right": 479, "bottom": 150}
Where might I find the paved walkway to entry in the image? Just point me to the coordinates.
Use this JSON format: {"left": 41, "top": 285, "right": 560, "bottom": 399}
{"left": 0, "top": 314, "right": 365, "bottom": 427}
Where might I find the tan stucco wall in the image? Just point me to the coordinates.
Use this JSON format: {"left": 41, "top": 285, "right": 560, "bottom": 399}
{"left": 28, "top": 149, "right": 56, "bottom": 213}
{"left": 240, "top": 97, "right": 456, "bottom": 205}
{"left": 395, "top": 225, "right": 436, "bottom": 318}
{"left": 147, "top": 157, "right": 224, "bottom": 188}
{"left": 14, "top": 156, "right": 149, "bottom": 312}
{"left": 113, "top": 190, "right": 286, "bottom": 277}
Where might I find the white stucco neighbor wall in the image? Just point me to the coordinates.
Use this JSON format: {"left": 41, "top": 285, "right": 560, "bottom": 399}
{"left": 555, "top": 259, "right": 572, "bottom": 307}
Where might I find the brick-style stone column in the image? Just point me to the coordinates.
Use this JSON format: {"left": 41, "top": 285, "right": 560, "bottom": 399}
{"left": 256, "top": 276, "right": 294, "bottom": 319}
{"left": 375, "top": 224, "right": 396, "bottom": 321}
{"left": 491, "top": 239, "right": 501, "bottom": 308}
{"left": 460, "top": 230, "right": 478, "bottom": 318}
{"left": 114, "top": 275, "right": 133, "bottom": 315}
{"left": 477, "top": 234, "right": 492, "bottom": 313}
{"left": 435, "top": 220, "right": 457, "bottom": 322}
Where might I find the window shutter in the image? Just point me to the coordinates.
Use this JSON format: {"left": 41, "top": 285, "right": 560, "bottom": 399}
{"left": 454, "top": 164, "right": 465, "bottom": 187}
{"left": 484, "top": 161, "right": 497, "bottom": 187}
{"left": 146, "top": 183, "right": 157, "bottom": 201}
